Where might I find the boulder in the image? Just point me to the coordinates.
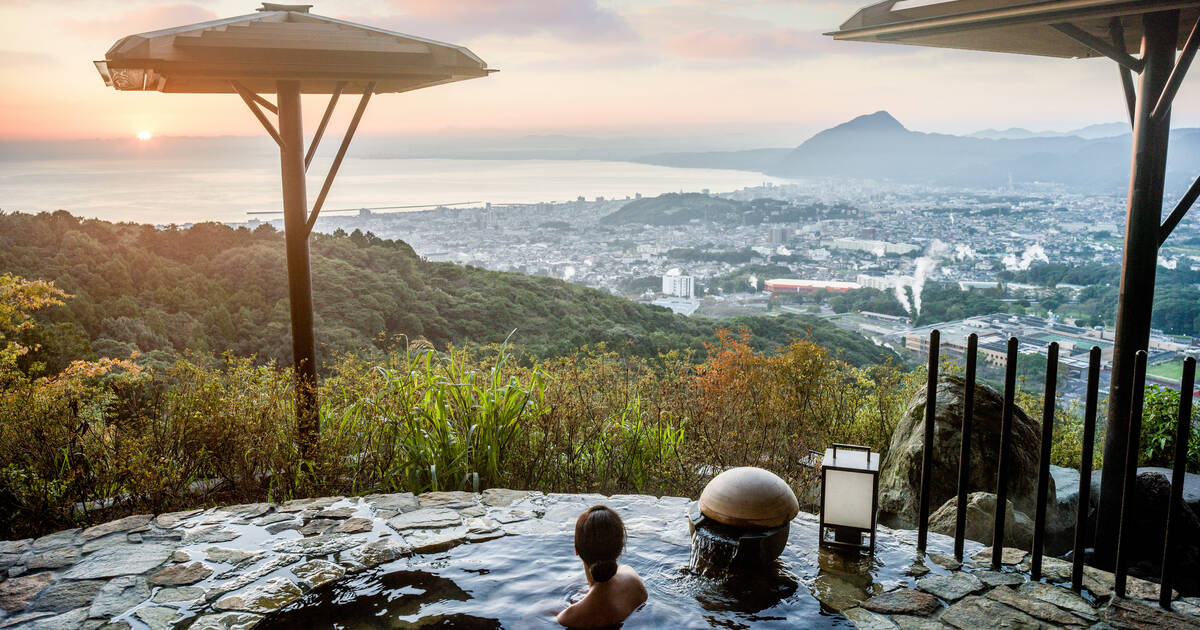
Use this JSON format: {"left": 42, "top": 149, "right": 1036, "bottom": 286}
{"left": 1092, "top": 471, "right": 1200, "bottom": 596}
{"left": 928, "top": 492, "right": 1034, "bottom": 549}
{"left": 1088, "top": 467, "right": 1200, "bottom": 517}
{"left": 878, "top": 375, "right": 1052, "bottom": 530}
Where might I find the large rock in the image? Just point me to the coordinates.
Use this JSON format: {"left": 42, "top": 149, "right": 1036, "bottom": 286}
{"left": 1088, "top": 466, "right": 1200, "bottom": 518}
{"left": 928, "top": 492, "right": 1034, "bottom": 549}
{"left": 878, "top": 375, "right": 1053, "bottom": 529}
{"left": 1092, "top": 471, "right": 1200, "bottom": 596}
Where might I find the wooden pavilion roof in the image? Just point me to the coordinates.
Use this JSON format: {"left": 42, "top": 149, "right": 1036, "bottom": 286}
{"left": 829, "top": 0, "right": 1200, "bottom": 58}
{"left": 94, "top": 3, "right": 492, "bottom": 94}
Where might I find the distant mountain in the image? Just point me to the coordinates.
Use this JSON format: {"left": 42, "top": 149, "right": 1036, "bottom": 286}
{"left": 969, "top": 122, "right": 1129, "bottom": 140}
{"left": 769, "top": 110, "right": 1096, "bottom": 183}
{"left": 1069, "top": 122, "right": 1135, "bottom": 139}
{"left": 969, "top": 127, "right": 1057, "bottom": 140}
{"left": 599, "top": 193, "right": 747, "bottom": 226}
{"left": 636, "top": 110, "right": 1197, "bottom": 192}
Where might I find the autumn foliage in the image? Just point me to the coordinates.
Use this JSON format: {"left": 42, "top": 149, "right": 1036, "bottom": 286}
{"left": 0, "top": 277, "right": 916, "bottom": 538}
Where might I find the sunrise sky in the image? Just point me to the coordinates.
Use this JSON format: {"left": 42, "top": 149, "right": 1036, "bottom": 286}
{"left": 2, "top": 0, "right": 1197, "bottom": 143}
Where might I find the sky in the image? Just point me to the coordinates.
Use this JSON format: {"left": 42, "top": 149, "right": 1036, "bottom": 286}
{"left": 1, "top": 0, "right": 1197, "bottom": 145}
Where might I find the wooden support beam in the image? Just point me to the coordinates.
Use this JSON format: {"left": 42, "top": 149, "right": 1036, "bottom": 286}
{"left": 231, "top": 80, "right": 279, "bottom": 114}
{"left": 1159, "top": 174, "right": 1200, "bottom": 246}
{"left": 1152, "top": 16, "right": 1200, "bottom": 122}
{"left": 1052, "top": 22, "right": 1145, "bottom": 73}
{"left": 252, "top": 89, "right": 279, "bottom": 111}
{"left": 306, "top": 82, "right": 374, "bottom": 235}
{"left": 231, "top": 80, "right": 283, "bottom": 147}
{"left": 1110, "top": 19, "right": 1137, "bottom": 128}
{"left": 305, "top": 81, "right": 344, "bottom": 172}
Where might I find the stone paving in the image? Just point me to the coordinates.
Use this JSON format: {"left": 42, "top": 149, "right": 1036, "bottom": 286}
{"left": 842, "top": 547, "right": 1200, "bottom": 630}
{"left": 0, "top": 490, "right": 1198, "bottom": 629}
{"left": 0, "top": 489, "right": 535, "bottom": 629}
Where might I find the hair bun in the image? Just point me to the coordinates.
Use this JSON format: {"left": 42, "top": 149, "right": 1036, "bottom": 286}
{"left": 591, "top": 560, "right": 618, "bottom": 582}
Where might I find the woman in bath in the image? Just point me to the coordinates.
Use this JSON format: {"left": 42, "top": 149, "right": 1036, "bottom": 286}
{"left": 556, "top": 505, "right": 647, "bottom": 628}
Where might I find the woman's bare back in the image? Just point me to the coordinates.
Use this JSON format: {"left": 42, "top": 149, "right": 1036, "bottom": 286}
{"left": 556, "top": 565, "right": 647, "bottom": 628}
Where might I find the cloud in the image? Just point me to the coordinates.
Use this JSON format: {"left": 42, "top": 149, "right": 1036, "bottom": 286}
{"left": 366, "top": 0, "right": 637, "bottom": 43}
{"left": 65, "top": 4, "right": 218, "bottom": 37}
{"left": 0, "top": 50, "right": 56, "bottom": 67}
{"left": 665, "top": 27, "right": 823, "bottom": 58}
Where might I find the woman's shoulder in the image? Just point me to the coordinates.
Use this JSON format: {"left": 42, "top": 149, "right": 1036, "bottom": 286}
{"left": 616, "top": 566, "right": 647, "bottom": 598}
{"left": 616, "top": 565, "right": 643, "bottom": 580}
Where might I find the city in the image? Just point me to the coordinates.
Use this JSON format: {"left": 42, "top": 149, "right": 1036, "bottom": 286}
{"left": 253, "top": 176, "right": 1200, "bottom": 402}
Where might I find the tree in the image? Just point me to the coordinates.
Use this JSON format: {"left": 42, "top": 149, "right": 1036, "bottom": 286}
{"left": 0, "top": 274, "right": 69, "bottom": 373}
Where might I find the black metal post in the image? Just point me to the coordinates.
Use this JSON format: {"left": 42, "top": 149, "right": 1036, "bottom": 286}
{"left": 1115, "top": 349, "right": 1149, "bottom": 598}
{"left": 277, "top": 80, "right": 320, "bottom": 458}
{"left": 918, "top": 330, "right": 939, "bottom": 553}
{"left": 954, "top": 333, "right": 977, "bottom": 561}
{"left": 993, "top": 337, "right": 1018, "bottom": 569}
{"left": 1071, "top": 346, "right": 1102, "bottom": 593}
{"left": 1032, "top": 343, "right": 1059, "bottom": 580}
{"left": 1160, "top": 357, "right": 1195, "bottom": 608}
{"left": 1098, "top": 9, "right": 1180, "bottom": 566}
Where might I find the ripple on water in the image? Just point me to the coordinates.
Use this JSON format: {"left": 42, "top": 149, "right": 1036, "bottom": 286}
{"left": 259, "top": 501, "right": 965, "bottom": 629}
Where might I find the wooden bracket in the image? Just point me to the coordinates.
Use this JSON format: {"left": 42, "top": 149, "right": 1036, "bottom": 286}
{"left": 1159, "top": 174, "right": 1200, "bottom": 246}
{"left": 231, "top": 80, "right": 282, "bottom": 147}
{"left": 306, "top": 82, "right": 375, "bottom": 235}
{"left": 1109, "top": 19, "right": 1136, "bottom": 128}
{"left": 1151, "top": 16, "right": 1199, "bottom": 122}
{"left": 1052, "top": 22, "right": 1145, "bottom": 73}
{"left": 305, "top": 81, "right": 345, "bottom": 172}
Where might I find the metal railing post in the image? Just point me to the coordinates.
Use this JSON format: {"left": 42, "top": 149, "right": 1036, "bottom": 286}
{"left": 1032, "top": 343, "right": 1059, "bottom": 579}
{"left": 1115, "top": 349, "right": 1149, "bottom": 597}
{"left": 918, "top": 329, "right": 940, "bottom": 553}
{"left": 1071, "top": 346, "right": 1102, "bottom": 593}
{"left": 1160, "top": 356, "right": 1196, "bottom": 607}
{"left": 954, "top": 333, "right": 978, "bottom": 561}
{"left": 993, "top": 337, "right": 1018, "bottom": 569}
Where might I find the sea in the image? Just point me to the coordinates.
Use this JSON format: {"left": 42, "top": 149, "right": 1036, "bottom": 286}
{"left": 0, "top": 151, "right": 784, "bottom": 225}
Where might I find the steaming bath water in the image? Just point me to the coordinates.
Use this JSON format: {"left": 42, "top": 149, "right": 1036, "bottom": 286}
{"left": 258, "top": 496, "right": 964, "bottom": 629}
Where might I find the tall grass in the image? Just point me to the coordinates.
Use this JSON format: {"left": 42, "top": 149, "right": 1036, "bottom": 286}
{"left": 322, "top": 343, "right": 544, "bottom": 494}
{"left": 0, "top": 335, "right": 911, "bottom": 538}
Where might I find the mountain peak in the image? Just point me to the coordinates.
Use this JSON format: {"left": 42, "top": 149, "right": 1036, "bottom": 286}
{"left": 834, "top": 110, "right": 906, "bottom": 133}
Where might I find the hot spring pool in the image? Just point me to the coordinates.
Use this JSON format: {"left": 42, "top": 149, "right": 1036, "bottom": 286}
{"left": 257, "top": 494, "right": 966, "bottom": 629}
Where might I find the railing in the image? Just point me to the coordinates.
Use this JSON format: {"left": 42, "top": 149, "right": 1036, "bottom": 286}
{"left": 913, "top": 330, "right": 1195, "bottom": 608}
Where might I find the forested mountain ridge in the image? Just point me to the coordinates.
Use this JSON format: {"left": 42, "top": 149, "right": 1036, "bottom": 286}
{"left": 0, "top": 211, "right": 896, "bottom": 372}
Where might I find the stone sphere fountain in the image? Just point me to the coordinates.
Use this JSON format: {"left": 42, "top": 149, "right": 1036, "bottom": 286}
{"left": 689, "top": 467, "right": 799, "bottom": 574}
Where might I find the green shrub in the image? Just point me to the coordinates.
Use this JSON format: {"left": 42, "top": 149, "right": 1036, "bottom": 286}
{"left": 1140, "top": 385, "right": 1199, "bottom": 472}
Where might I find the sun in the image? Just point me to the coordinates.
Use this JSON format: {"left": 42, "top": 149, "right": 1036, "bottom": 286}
{"left": 136, "top": 130, "right": 153, "bottom": 141}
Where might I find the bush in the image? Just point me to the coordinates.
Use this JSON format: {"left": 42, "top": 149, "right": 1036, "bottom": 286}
{"left": 0, "top": 330, "right": 916, "bottom": 538}
{"left": 1140, "top": 385, "right": 1199, "bottom": 472}
{"left": 1, "top": 273, "right": 919, "bottom": 537}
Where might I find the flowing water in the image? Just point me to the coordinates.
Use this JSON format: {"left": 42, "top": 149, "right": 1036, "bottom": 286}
{"left": 258, "top": 495, "right": 964, "bottom": 629}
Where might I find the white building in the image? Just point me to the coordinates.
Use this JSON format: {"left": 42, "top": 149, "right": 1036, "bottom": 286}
{"left": 662, "top": 274, "right": 694, "bottom": 298}
{"left": 856, "top": 274, "right": 913, "bottom": 290}
{"left": 825, "top": 237, "right": 919, "bottom": 256}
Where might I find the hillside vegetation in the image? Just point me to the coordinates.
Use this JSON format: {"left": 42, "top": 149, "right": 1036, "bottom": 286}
{"left": 0, "top": 275, "right": 916, "bottom": 538}
{"left": 0, "top": 211, "right": 895, "bottom": 371}
{"left": 599, "top": 192, "right": 746, "bottom": 225}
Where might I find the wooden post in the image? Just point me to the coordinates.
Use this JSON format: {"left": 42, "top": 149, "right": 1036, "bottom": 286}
{"left": 276, "top": 80, "right": 320, "bottom": 457}
{"left": 1097, "top": 9, "right": 1178, "bottom": 566}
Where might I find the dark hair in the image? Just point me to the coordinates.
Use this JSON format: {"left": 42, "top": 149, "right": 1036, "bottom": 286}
{"left": 575, "top": 505, "right": 625, "bottom": 582}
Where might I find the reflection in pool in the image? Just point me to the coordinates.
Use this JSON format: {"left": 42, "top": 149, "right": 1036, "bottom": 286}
{"left": 259, "top": 496, "right": 964, "bottom": 629}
